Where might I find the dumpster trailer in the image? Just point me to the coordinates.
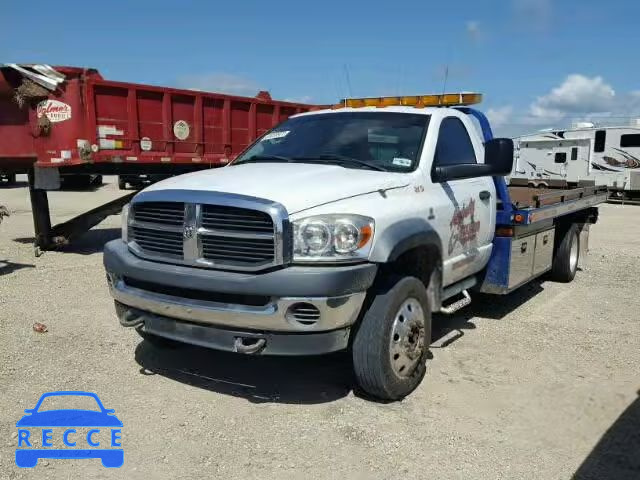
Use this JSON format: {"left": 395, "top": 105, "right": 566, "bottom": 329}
{"left": 0, "top": 64, "right": 322, "bottom": 253}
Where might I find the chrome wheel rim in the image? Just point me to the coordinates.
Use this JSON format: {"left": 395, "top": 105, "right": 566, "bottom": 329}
{"left": 569, "top": 233, "right": 579, "bottom": 272}
{"left": 389, "top": 298, "right": 426, "bottom": 378}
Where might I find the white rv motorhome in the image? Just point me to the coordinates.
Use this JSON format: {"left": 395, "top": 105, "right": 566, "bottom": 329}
{"left": 510, "top": 123, "right": 640, "bottom": 198}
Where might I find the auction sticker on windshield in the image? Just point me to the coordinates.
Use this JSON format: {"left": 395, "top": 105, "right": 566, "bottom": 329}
{"left": 15, "top": 391, "right": 123, "bottom": 468}
{"left": 262, "top": 130, "right": 289, "bottom": 141}
{"left": 392, "top": 157, "right": 412, "bottom": 167}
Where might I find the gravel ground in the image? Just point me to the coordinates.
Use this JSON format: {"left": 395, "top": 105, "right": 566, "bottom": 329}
{"left": 0, "top": 176, "right": 638, "bottom": 479}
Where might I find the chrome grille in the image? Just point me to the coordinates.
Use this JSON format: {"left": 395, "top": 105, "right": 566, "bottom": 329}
{"left": 130, "top": 225, "right": 184, "bottom": 258}
{"left": 128, "top": 195, "right": 283, "bottom": 271}
{"left": 201, "top": 205, "right": 273, "bottom": 233}
{"left": 133, "top": 202, "right": 184, "bottom": 226}
{"left": 201, "top": 235, "right": 275, "bottom": 264}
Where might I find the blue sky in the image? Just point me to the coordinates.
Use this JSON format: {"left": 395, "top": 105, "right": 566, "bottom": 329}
{"left": 4, "top": 0, "right": 639, "bottom": 136}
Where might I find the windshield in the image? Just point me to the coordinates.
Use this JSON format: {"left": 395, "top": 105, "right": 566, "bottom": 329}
{"left": 234, "top": 112, "right": 430, "bottom": 172}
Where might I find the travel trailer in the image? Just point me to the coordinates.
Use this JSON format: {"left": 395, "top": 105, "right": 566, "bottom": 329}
{"left": 510, "top": 123, "right": 640, "bottom": 199}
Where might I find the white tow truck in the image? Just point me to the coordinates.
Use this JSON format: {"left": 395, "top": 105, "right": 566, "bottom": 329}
{"left": 104, "top": 93, "right": 607, "bottom": 400}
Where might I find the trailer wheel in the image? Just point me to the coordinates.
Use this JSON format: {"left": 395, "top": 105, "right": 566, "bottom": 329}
{"left": 118, "top": 177, "right": 128, "bottom": 190}
{"left": 6, "top": 174, "right": 16, "bottom": 185}
{"left": 551, "top": 224, "right": 580, "bottom": 282}
{"left": 136, "top": 327, "right": 183, "bottom": 349}
{"left": 352, "top": 276, "right": 431, "bottom": 401}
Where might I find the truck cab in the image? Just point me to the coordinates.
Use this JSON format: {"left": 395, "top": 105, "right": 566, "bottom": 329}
{"left": 104, "top": 93, "right": 602, "bottom": 401}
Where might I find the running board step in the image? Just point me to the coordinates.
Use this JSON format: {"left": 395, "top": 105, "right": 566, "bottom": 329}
{"left": 440, "top": 290, "right": 471, "bottom": 314}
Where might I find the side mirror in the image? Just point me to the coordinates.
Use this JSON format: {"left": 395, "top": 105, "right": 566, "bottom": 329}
{"left": 431, "top": 137, "right": 514, "bottom": 183}
{"left": 484, "top": 138, "right": 514, "bottom": 175}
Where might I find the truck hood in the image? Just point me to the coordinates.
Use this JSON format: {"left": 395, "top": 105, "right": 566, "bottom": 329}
{"left": 144, "top": 163, "right": 409, "bottom": 213}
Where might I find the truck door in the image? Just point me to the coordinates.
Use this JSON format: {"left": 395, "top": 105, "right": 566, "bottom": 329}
{"left": 429, "top": 116, "right": 495, "bottom": 285}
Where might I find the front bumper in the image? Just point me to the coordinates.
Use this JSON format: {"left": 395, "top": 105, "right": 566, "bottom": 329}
{"left": 110, "top": 276, "right": 366, "bottom": 332}
{"left": 104, "top": 240, "right": 377, "bottom": 354}
{"left": 116, "top": 302, "right": 352, "bottom": 355}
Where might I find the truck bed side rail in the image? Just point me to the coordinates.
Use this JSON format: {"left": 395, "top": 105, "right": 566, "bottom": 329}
{"left": 509, "top": 185, "right": 608, "bottom": 225}
{"left": 509, "top": 185, "right": 608, "bottom": 209}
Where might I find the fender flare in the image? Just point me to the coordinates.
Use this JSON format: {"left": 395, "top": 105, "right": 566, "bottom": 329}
{"left": 370, "top": 219, "right": 444, "bottom": 311}
{"left": 371, "top": 219, "right": 443, "bottom": 263}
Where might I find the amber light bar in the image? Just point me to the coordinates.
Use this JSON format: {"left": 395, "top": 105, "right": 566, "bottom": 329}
{"left": 332, "top": 93, "right": 482, "bottom": 109}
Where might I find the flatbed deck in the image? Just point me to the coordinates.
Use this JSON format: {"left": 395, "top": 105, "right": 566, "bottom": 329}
{"left": 504, "top": 185, "right": 608, "bottom": 225}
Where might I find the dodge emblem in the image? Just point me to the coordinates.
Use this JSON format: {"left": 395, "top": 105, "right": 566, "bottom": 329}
{"left": 183, "top": 225, "right": 195, "bottom": 239}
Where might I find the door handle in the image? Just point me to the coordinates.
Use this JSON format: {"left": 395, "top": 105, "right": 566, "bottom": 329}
{"left": 479, "top": 190, "right": 491, "bottom": 201}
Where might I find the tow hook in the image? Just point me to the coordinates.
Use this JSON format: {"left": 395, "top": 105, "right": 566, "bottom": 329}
{"left": 233, "top": 337, "right": 266, "bottom": 355}
{"left": 114, "top": 301, "right": 145, "bottom": 328}
{"left": 119, "top": 309, "right": 144, "bottom": 328}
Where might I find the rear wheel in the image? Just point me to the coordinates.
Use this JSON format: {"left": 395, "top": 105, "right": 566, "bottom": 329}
{"left": 551, "top": 223, "right": 580, "bottom": 282}
{"left": 6, "top": 174, "right": 16, "bottom": 185}
{"left": 118, "top": 177, "right": 127, "bottom": 190}
{"left": 352, "top": 276, "right": 431, "bottom": 401}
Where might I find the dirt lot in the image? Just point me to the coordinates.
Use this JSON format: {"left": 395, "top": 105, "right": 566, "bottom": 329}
{"left": 0, "top": 176, "right": 638, "bottom": 479}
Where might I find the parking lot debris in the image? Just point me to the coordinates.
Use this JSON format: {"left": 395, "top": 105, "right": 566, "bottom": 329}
{"left": 32, "top": 322, "right": 48, "bottom": 333}
{"left": 0, "top": 205, "right": 9, "bottom": 224}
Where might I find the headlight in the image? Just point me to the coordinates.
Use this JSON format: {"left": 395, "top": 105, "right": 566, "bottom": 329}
{"left": 121, "top": 204, "right": 130, "bottom": 242}
{"left": 293, "top": 214, "right": 374, "bottom": 262}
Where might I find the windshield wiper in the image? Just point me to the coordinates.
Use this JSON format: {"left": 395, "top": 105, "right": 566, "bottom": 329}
{"left": 294, "top": 154, "right": 388, "bottom": 172}
{"left": 236, "top": 153, "right": 388, "bottom": 172}
{"left": 234, "top": 155, "right": 294, "bottom": 165}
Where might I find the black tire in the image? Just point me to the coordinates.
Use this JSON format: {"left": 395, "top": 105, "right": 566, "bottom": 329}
{"left": 135, "top": 327, "right": 183, "bottom": 349}
{"left": 352, "top": 276, "right": 431, "bottom": 401}
{"left": 118, "top": 178, "right": 127, "bottom": 190}
{"left": 6, "top": 174, "right": 16, "bottom": 185}
{"left": 550, "top": 223, "right": 580, "bottom": 282}
{"left": 93, "top": 175, "right": 103, "bottom": 186}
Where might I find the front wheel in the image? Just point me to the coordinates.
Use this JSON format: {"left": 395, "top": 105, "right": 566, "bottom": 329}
{"left": 352, "top": 276, "right": 431, "bottom": 401}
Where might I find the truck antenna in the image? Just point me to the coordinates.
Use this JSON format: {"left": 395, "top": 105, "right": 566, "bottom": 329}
{"left": 441, "top": 64, "right": 449, "bottom": 96}
{"left": 343, "top": 64, "right": 353, "bottom": 101}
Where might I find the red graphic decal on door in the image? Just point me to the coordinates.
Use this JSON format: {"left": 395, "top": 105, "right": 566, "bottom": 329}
{"left": 448, "top": 199, "right": 481, "bottom": 255}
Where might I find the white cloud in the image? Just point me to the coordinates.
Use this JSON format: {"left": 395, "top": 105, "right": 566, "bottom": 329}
{"left": 466, "top": 20, "right": 482, "bottom": 43}
{"left": 529, "top": 74, "right": 615, "bottom": 120}
{"left": 486, "top": 105, "right": 513, "bottom": 127}
{"left": 486, "top": 74, "right": 640, "bottom": 137}
{"left": 176, "top": 73, "right": 262, "bottom": 96}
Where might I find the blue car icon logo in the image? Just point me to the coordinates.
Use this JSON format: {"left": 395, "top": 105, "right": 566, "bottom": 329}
{"left": 15, "top": 391, "right": 123, "bottom": 468}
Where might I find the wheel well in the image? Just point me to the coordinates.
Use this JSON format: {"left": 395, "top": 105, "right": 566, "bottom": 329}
{"left": 378, "top": 245, "right": 442, "bottom": 312}
{"left": 554, "top": 207, "right": 599, "bottom": 233}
